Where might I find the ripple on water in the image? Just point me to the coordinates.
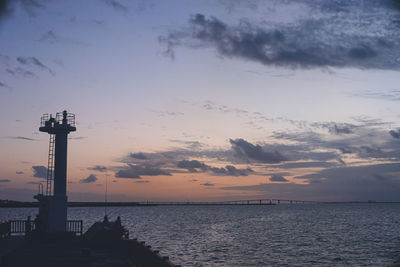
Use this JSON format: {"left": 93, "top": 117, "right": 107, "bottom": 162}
{"left": 1, "top": 204, "right": 400, "bottom": 266}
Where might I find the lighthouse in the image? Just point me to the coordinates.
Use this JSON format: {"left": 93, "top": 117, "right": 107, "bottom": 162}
{"left": 35, "top": 110, "right": 76, "bottom": 232}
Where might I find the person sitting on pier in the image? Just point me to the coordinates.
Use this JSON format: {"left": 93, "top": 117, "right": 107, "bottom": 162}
{"left": 113, "top": 216, "right": 129, "bottom": 239}
{"left": 33, "top": 214, "right": 42, "bottom": 233}
{"left": 115, "top": 216, "right": 121, "bottom": 227}
{"left": 103, "top": 215, "right": 109, "bottom": 224}
{"left": 25, "top": 216, "right": 31, "bottom": 239}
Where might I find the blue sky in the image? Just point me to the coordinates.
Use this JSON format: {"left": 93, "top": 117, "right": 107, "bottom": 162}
{"left": 1, "top": 0, "right": 400, "bottom": 202}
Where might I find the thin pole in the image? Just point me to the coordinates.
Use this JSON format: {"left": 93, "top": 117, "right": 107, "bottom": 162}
{"left": 105, "top": 174, "right": 108, "bottom": 217}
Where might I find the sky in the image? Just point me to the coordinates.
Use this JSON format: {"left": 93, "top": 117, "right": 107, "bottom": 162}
{"left": 1, "top": 0, "right": 400, "bottom": 202}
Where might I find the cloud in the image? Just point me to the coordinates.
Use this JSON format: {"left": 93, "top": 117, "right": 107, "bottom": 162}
{"left": 352, "top": 89, "right": 400, "bottom": 102}
{"left": 6, "top": 67, "right": 37, "bottom": 78}
{"left": 199, "top": 100, "right": 370, "bottom": 137}
{"left": 272, "top": 123, "right": 400, "bottom": 162}
{"left": 222, "top": 163, "right": 400, "bottom": 201}
{"left": 80, "top": 174, "right": 98, "bottom": 183}
{"left": 116, "top": 123, "right": 400, "bottom": 184}
{"left": 88, "top": 165, "right": 107, "bottom": 172}
{"left": 27, "top": 181, "right": 40, "bottom": 185}
{"left": 130, "top": 152, "right": 148, "bottom": 160}
{"left": 0, "top": 53, "right": 9, "bottom": 63}
{"left": 16, "top": 56, "right": 55, "bottom": 75}
{"left": 16, "top": 171, "right": 24, "bottom": 174}
{"left": 5, "top": 136, "right": 37, "bottom": 141}
{"left": 177, "top": 160, "right": 208, "bottom": 172}
{"left": 209, "top": 165, "right": 253, "bottom": 176}
{"left": 330, "top": 124, "right": 354, "bottom": 135}
{"left": 201, "top": 182, "right": 215, "bottom": 186}
{"left": 103, "top": 0, "right": 127, "bottom": 13}
{"left": 19, "top": 0, "right": 46, "bottom": 16}
{"left": 38, "top": 30, "right": 88, "bottom": 46}
{"left": 161, "top": 7, "right": 400, "bottom": 70}
{"left": 337, "top": 158, "right": 346, "bottom": 166}
{"left": 0, "top": 81, "right": 10, "bottom": 89}
{"left": 124, "top": 147, "right": 225, "bottom": 169}
{"left": 296, "top": 163, "right": 400, "bottom": 183}
{"left": 230, "top": 138, "right": 287, "bottom": 163}
{"left": 177, "top": 159, "right": 253, "bottom": 176}
{"left": 115, "top": 164, "right": 171, "bottom": 179}
{"left": 39, "top": 30, "right": 61, "bottom": 43}
{"left": 135, "top": 180, "right": 150, "bottom": 184}
{"left": 269, "top": 175, "right": 288, "bottom": 182}
{"left": 169, "top": 139, "right": 202, "bottom": 150}
{"left": 278, "top": 161, "right": 336, "bottom": 169}
{"left": 92, "top": 19, "right": 105, "bottom": 26}
{"left": 389, "top": 129, "right": 400, "bottom": 139}
{"left": 32, "top": 165, "right": 47, "bottom": 179}
{"left": 0, "top": 179, "right": 10, "bottom": 183}
{"left": 69, "top": 136, "right": 86, "bottom": 140}
{"left": 338, "top": 147, "right": 352, "bottom": 154}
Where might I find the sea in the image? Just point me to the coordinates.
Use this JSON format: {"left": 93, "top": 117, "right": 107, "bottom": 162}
{"left": 2, "top": 203, "right": 400, "bottom": 266}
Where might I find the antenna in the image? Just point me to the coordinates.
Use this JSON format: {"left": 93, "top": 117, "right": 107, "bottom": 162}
{"left": 105, "top": 174, "right": 108, "bottom": 217}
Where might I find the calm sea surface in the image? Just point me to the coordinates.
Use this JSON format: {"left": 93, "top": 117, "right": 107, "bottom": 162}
{"left": 2, "top": 204, "right": 400, "bottom": 266}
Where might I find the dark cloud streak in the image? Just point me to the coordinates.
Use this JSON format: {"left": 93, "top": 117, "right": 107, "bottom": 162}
{"left": 177, "top": 159, "right": 253, "bottom": 176}
{"left": 389, "top": 129, "right": 400, "bottom": 139}
{"left": 88, "top": 165, "right": 107, "bottom": 172}
{"left": 230, "top": 138, "right": 287, "bottom": 163}
{"left": 17, "top": 56, "right": 54, "bottom": 75}
{"left": 6, "top": 136, "right": 37, "bottom": 141}
{"left": 161, "top": 7, "right": 400, "bottom": 70}
{"left": 80, "top": 174, "right": 98, "bottom": 183}
{"left": 103, "top": 0, "right": 127, "bottom": 13}
{"left": 269, "top": 175, "right": 288, "bottom": 182}
{"left": 115, "top": 164, "right": 171, "bottom": 179}
{"left": 32, "top": 165, "right": 47, "bottom": 179}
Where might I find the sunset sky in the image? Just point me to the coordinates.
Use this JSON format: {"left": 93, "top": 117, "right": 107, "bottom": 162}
{"left": 1, "top": 0, "right": 400, "bottom": 202}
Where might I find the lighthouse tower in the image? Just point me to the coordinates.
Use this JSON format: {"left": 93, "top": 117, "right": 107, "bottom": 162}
{"left": 35, "top": 110, "right": 76, "bottom": 232}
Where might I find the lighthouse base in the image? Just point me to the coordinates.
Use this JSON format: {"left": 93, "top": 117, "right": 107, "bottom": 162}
{"left": 34, "top": 194, "right": 68, "bottom": 232}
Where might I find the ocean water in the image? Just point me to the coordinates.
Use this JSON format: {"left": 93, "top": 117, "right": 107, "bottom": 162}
{"left": 2, "top": 203, "right": 400, "bottom": 266}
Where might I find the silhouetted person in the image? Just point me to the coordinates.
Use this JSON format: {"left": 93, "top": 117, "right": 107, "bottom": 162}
{"left": 113, "top": 216, "right": 122, "bottom": 233}
{"left": 34, "top": 214, "right": 41, "bottom": 232}
{"left": 115, "top": 216, "right": 121, "bottom": 227}
{"left": 113, "top": 216, "right": 129, "bottom": 239}
{"left": 25, "top": 216, "right": 31, "bottom": 239}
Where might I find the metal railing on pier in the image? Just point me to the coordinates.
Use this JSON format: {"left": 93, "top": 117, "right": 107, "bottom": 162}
{"left": 67, "top": 220, "right": 83, "bottom": 236}
{"left": 0, "top": 220, "right": 83, "bottom": 237}
{"left": 9, "top": 220, "right": 35, "bottom": 234}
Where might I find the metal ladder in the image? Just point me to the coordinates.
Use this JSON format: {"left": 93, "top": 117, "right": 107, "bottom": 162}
{"left": 46, "top": 134, "right": 55, "bottom": 196}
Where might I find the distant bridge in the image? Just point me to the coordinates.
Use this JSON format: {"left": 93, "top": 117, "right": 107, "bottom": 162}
{"left": 136, "top": 198, "right": 320, "bottom": 206}
{"left": 0, "top": 199, "right": 320, "bottom": 208}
